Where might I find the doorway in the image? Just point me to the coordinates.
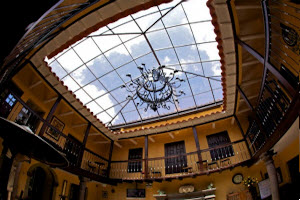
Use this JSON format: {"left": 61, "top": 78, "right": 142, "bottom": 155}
{"left": 26, "top": 164, "right": 57, "bottom": 200}
{"left": 164, "top": 141, "right": 187, "bottom": 174}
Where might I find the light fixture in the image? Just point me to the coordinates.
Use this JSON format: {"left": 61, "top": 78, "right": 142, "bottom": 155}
{"left": 122, "top": 64, "right": 185, "bottom": 112}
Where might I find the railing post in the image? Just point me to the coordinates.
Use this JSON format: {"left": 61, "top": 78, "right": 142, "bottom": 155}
{"left": 107, "top": 140, "right": 114, "bottom": 177}
{"left": 234, "top": 115, "right": 253, "bottom": 157}
{"left": 77, "top": 122, "right": 91, "bottom": 168}
{"left": 192, "top": 127, "right": 203, "bottom": 171}
{"left": 144, "top": 135, "right": 149, "bottom": 179}
{"left": 38, "top": 95, "right": 61, "bottom": 136}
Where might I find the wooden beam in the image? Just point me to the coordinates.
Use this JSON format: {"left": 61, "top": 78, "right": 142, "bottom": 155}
{"left": 148, "top": 136, "right": 155, "bottom": 143}
{"left": 240, "top": 94, "right": 257, "bottom": 102}
{"left": 231, "top": 117, "right": 235, "bottom": 125}
{"left": 168, "top": 132, "right": 174, "bottom": 139}
{"left": 129, "top": 139, "right": 137, "bottom": 145}
{"left": 43, "top": 96, "right": 57, "bottom": 104}
{"left": 237, "top": 108, "right": 250, "bottom": 114}
{"left": 93, "top": 141, "right": 110, "bottom": 144}
{"left": 88, "top": 132, "right": 99, "bottom": 136}
{"left": 237, "top": 85, "right": 254, "bottom": 111}
{"left": 212, "top": 123, "right": 216, "bottom": 129}
{"left": 107, "top": 140, "right": 114, "bottom": 177}
{"left": 236, "top": 37, "right": 264, "bottom": 64}
{"left": 29, "top": 80, "right": 42, "bottom": 89}
{"left": 114, "top": 141, "right": 122, "bottom": 148}
{"left": 82, "top": 123, "right": 91, "bottom": 146}
{"left": 71, "top": 123, "right": 88, "bottom": 128}
{"left": 240, "top": 33, "right": 264, "bottom": 41}
{"left": 39, "top": 96, "right": 62, "bottom": 136}
{"left": 242, "top": 60, "right": 260, "bottom": 67}
{"left": 235, "top": 5, "right": 261, "bottom": 9}
{"left": 241, "top": 79, "right": 261, "bottom": 87}
{"left": 59, "top": 110, "right": 73, "bottom": 117}
{"left": 192, "top": 127, "right": 203, "bottom": 171}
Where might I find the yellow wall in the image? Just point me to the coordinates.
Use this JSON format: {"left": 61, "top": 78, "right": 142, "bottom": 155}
{"left": 14, "top": 159, "right": 80, "bottom": 200}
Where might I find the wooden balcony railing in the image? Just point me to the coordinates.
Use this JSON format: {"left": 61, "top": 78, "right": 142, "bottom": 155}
{"left": 80, "top": 148, "right": 109, "bottom": 177}
{"left": 110, "top": 140, "right": 250, "bottom": 181}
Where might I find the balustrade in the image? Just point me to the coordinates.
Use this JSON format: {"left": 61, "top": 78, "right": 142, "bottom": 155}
{"left": 110, "top": 140, "right": 250, "bottom": 180}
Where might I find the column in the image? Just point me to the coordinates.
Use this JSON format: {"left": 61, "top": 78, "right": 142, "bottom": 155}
{"left": 260, "top": 151, "right": 280, "bottom": 200}
{"left": 7, "top": 154, "right": 30, "bottom": 200}
{"left": 144, "top": 135, "right": 148, "bottom": 178}
{"left": 192, "top": 127, "right": 203, "bottom": 171}
{"left": 79, "top": 176, "right": 89, "bottom": 200}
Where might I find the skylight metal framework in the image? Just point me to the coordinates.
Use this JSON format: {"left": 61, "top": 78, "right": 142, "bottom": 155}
{"left": 47, "top": 0, "right": 223, "bottom": 128}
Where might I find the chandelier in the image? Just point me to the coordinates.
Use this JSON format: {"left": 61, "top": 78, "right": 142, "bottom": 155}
{"left": 122, "top": 64, "right": 185, "bottom": 112}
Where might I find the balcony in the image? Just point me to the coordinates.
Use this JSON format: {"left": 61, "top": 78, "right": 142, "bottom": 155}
{"left": 110, "top": 140, "right": 250, "bottom": 182}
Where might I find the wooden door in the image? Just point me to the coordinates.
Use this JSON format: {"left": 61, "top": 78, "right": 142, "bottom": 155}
{"left": 164, "top": 141, "right": 187, "bottom": 174}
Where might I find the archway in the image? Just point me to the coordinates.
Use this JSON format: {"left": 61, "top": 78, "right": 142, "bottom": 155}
{"left": 24, "top": 163, "right": 58, "bottom": 200}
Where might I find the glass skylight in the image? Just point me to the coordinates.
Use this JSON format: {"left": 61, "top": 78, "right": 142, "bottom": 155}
{"left": 46, "top": 0, "right": 223, "bottom": 128}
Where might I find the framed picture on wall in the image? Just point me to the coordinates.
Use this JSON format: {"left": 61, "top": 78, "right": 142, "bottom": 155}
{"left": 46, "top": 116, "right": 64, "bottom": 141}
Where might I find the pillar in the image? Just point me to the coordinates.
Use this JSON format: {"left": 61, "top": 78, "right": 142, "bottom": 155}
{"left": 7, "top": 154, "right": 30, "bottom": 200}
{"left": 79, "top": 176, "right": 89, "bottom": 200}
{"left": 260, "top": 151, "right": 280, "bottom": 200}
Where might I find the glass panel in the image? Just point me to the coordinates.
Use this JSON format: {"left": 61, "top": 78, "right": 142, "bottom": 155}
{"left": 74, "top": 89, "right": 92, "bottom": 105}
{"left": 70, "top": 65, "right": 95, "bottom": 87}
{"left": 112, "top": 20, "right": 142, "bottom": 34}
{"left": 93, "top": 33, "right": 122, "bottom": 53}
{"left": 97, "top": 112, "right": 112, "bottom": 124}
{"left": 182, "top": 0, "right": 212, "bottom": 22}
{"left": 100, "top": 71, "right": 124, "bottom": 91}
{"left": 49, "top": 60, "right": 67, "bottom": 78}
{"left": 124, "top": 35, "right": 151, "bottom": 58}
{"left": 198, "top": 42, "right": 220, "bottom": 61}
{"left": 61, "top": 76, "right": 80, "bottom": 91}
{"left": 188, "top": 76, "right": 211, "bottom": 95}
{"left": 181, "top": 63, "right": 204, "bottom": 78}
{"left": 86, "top": 101, "right": 103, "bottom": 115}
{"left": 122, "top": 110, "right": 141, "bottom": 123}
{"left": 110, "top": 113, "right": 126, "bottom": 126}
{"left": 209, "top": 79, "right": 222, "bottom": 90}
{"left": 194, "top": 91, "right": 214, "bottom": 107}
{"left": 155, "top": 48, "right": 179, "bottom": 65}
{"left": 175, "top": 45, "right": 200, "bottom": 64}
{"left": 213, "top": 88, "right": 223, "bottom": 101}
{"left": 161, "top": 5, "right": 188, "bottom": 27}
{"left": 202, "top": 61, "right": 221, "bottom": 77}
{"left": 146, "top": 29, "right": 172, "bottom": 50}
{"left": 73, "top": 38, "right": 101, "bottom": 62}
{"left": 167, "top": 25, "right": 194, "bottom": 46}
{"left": 177, "top": 95, "right": 196, "bottom": 111}
{"left": 104, "top": 45, "right": 132, "bottom": 68}
{"left": 135, "top": 53, "right": 159, "bottom": 69}
{"left": 86, "top": 54, "right": 113, "bottom": 78}
{"left": 190, "top": 22, "right": 216, "bottom": 43}
{"left": 135, "top": 12, "right": 162, "bottom": 32}
{"left": 83, "top": 80, "right": 107, "bottom": 99}
{"left": 119, "top": 34, "right": 141, "bottom": 43}
{"left": 95, "top": 93, "right": 118, "bottom": 110}
{"left": 56, "top": 49, "right": 83, "bottom": 73}
{"left": 117, "top": 61, "right": 139, "bottom": 82}
{"left": 110, "top": 87, "right": 129, "bottom": 103}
